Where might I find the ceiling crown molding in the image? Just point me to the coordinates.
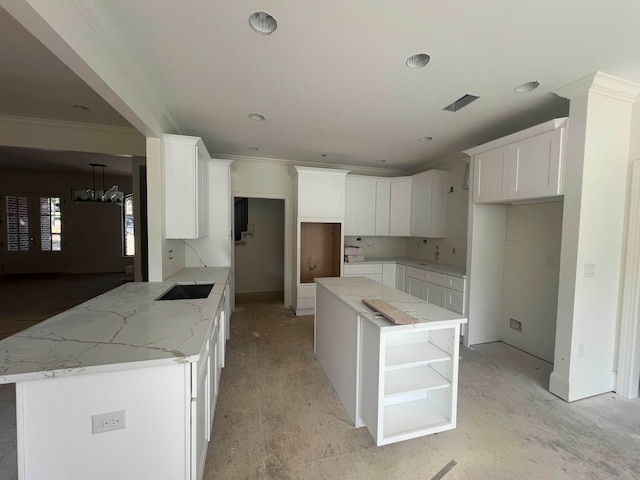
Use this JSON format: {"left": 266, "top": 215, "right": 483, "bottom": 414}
{"left": 553, "top": 71, "right": 640, "bottom": 103}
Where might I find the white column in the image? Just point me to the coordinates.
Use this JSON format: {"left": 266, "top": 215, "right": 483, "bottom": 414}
{"left": 550, "top": 72, "right": 640, "bottom": 401}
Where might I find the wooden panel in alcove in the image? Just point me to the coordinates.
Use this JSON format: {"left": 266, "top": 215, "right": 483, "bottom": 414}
{"left": 300, "top": 222, "right": 341, "bottom": 283}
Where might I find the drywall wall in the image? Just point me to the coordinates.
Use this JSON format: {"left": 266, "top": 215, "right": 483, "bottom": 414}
{"left": 405, "top": 159, "right": 469, "bottom": 266}
{"left": 343, "top": 236, "right": 407, "bottom": 258}
{"left": 231, "top": 158, "right": 293, "bottom": 306}
{"left": 185, "top": 159, "right": 233, "bottom": 269}
{"left": 0, "top": 168, "right": 133, "bottom": 273}
{"left": 501, "top": 201, "right": 563, "bottom": 363}
{"left": 235, "top": 198, "right": 285, "bottom": 293}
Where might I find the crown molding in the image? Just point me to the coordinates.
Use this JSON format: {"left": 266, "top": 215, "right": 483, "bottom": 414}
{"left": 214, "top": 153, "right": 407, "bottom": 177}
{"left": 553, "top": 71, "right": 640, "bottom": 103}
{"left": 0, "top": 114, "right": 142, "bottom": 135}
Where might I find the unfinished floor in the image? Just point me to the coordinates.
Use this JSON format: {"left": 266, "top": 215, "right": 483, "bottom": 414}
{"left": 1, "top": 292, "right": 640, "bottom": 479}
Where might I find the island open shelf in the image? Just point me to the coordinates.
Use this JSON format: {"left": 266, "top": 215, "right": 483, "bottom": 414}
{"left": 315, "top": 276, "right": 466, "bottom": 446}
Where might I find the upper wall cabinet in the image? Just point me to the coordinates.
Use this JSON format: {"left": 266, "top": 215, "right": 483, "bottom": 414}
{"left": 466, "top": 118, "right": 568, "bottom": 204}
{"left": 411, "top": 170, "right": 448, "bottom": 238}
{"left": 292, "top": 166, "right": 349, "bottom": 219}
{"left": 345, "top": 177, "right": 377, "bottom": 235}
{"left": 344, "top": 176, "right": 412, "bottom": 237}
{"left": 164, "top": 134, "right": 209, "bottom": 239}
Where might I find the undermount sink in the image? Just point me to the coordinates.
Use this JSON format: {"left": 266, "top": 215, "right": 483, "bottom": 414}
{"left": 157, "top": 283, "right": 214, "bottom": 301}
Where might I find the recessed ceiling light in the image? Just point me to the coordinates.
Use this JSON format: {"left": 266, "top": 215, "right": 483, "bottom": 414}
{"left": 248, "top": 147, "right": 259, "bottom": 151}
{"left": 514, "top": 81, "right": 540, "bottom": 93}
{"left": 406, "top": 53, "right": 430, "bottom": 68}
{"left": 249, "top": 11, "right": 277, "bottom": 35}
{"left": 376, "top": 159, "right": 386, "bottom": 164}
{"left": 249, "top": 113, "right": 265, "bottom": 121}
{"left": 419, "top": 136, "right": 433, "bottom": 142}
{"left": 73, "top": 104, "right": 90, "bottom": 111}
{"left": 317, "top": 153, "right": 327, "bottom": 158}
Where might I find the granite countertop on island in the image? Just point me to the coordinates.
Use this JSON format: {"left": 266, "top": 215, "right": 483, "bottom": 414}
{"left": 344, "top": 257, "right": 467, "bottom": 278}
{"left": 316, "top": 276, "right": 467, "bottom": 331}
{"left": 0, "top": 267, "right": 230, "bottom": 384}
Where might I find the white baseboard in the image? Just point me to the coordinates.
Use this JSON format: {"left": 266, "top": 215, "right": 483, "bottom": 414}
{"left": 549, "top": 370, "right": 616, "bottom": 402}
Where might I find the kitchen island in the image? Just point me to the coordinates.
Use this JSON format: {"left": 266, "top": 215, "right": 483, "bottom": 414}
{"left": 315, "top": 276, "right": 467, "bottom": 446}
{"left": 0, "top": 267, "right": 231, "bottom": 480}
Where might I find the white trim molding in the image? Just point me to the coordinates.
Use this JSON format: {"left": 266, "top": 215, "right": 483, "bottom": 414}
{"left": 616, "top": 159, "right": 640, "bottom": 399}
{"left": 553, "top": 71, "right": 640, "bottom": 103}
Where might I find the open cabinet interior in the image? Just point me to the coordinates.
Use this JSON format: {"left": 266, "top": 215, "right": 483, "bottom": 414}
{"left": 300, "top": 222, "right": 341, "bottom": 283}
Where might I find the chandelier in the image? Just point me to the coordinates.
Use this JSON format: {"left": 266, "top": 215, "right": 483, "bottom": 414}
{"left": 71, "top": 163, "right": 125, "bottom": 206}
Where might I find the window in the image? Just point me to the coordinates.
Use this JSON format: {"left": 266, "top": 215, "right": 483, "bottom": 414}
{"left": 40, "top": 196, "right": 62, "bottom": 252}
{"left": 6, "top": 195, "right": 29, "bottom": 252}
{"left": 123, "top": 194, "right": 135, "bottom": 256}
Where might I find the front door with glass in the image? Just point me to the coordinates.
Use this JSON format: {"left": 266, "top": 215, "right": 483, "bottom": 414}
{"left": 1, "top": 194, "right": 66, "bottom": 274}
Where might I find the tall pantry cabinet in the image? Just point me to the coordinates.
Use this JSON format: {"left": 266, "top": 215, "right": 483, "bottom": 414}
{"left": 291, "top": 166, "right": 349, "bottom": 315}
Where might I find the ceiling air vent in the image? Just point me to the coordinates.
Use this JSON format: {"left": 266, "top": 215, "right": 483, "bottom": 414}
{"left": 443, "top": 94, "right": 479, "bottom": 112}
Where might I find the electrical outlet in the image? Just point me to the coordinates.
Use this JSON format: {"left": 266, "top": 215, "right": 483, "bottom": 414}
{"left": 584, "top": 263, "right": 596, "bottom": 277}
{"left": 168, "top": 249, "right": 174, "bottom": 260}
{"left": 92, "top": 410, "right": 126, "bottom": 434}
{"left": 509, "top": 318, "right": 522, "bottom": 332}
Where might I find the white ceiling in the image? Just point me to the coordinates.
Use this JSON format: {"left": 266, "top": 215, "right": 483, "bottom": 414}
{"left": 4, "top": 1, "right": 640, "bottom": 173}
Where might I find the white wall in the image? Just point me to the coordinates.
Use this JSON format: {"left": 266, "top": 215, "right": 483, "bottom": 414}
{"left": 405, "top": 159, "right": 469, "bottom": 266}
{"left": 343, "top": 236, "right": 407, "bottom": 258}
{"left": 235, "top": 198, "right": 285, "bottom": 293}
{"left": 0, "top": 168, "right": 133, "bottom": 273}
{"left": 231, "top": 158, "right": 293, "bottom": 306}
{"left": 501, "top": 201, "right": 563, "bottom": 363}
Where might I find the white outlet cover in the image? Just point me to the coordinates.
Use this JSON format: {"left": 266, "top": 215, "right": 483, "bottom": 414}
{"left": 92, "top": 410, "right": 127, "bottom": 434}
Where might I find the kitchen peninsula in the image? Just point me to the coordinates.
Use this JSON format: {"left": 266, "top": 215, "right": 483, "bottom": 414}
{"left": 315, "top": 276, "right": 467, "bottom": 446}
{"left": 0, "top": 267, "right": 230, "bottom": 480}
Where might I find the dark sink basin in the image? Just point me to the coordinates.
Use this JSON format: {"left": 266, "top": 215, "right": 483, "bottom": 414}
{"left": 157, "top": 283, "right": 214, "bottom": 301}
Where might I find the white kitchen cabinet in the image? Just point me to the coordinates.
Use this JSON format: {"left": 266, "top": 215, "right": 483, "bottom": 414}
{"left": 375, "top": 181, "right": 391, "bottom": 235}
{"left": 389, "top": 178, "right": 412, "bottom": 236}
{"left": 345, "top": 177, "right": 377, "bottom": 235}
{"left": 382, "top": 264, "right": 396, "bottom": 288}
{"left": 411, "top": 170, "right": 448, "bottom": 238}
{"left": 293, "top": 166, "right": 349, "bottom": 219}
{"left": 191, "top": 340, "right": 210, "bottom": 480}
{"left": 405, "top": 265, "right": 466, "bottom": 315}
{"left": 164, "top": 134, "right": 210, "bottom": 239}
{"left": 468, "top": 117, "right": 567, "bottom": 204}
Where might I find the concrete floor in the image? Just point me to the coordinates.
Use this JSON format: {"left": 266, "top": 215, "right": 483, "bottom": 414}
{"left": 205, "top": 293, "right": 640, "bottom": 480}
{"left": 1, "top": 291, "right": 640, "bottom": 479}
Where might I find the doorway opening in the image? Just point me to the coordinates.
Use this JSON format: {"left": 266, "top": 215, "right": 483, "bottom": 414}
{"left": 234, "top": 197, "right": 285, "bottom": 304}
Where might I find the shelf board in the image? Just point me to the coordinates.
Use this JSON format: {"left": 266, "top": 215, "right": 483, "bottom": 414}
{"left": 383, "top": 398, "right": 450, "bottom": 439}
{"left": 385, "top": 342, "right": 450, "bottom": 370}
{"left": 384, "top": 365, "right": 450, "bottom": 396}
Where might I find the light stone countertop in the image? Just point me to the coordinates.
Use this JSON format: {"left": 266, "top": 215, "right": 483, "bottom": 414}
{"left": 0, "top": 267, "right": 230, "bottom": 384}
{"left": 343, "top": 257, "right": 466, "bottom": 278}
{"left": 316, "top": 276, "right": 467, "bottom": 331}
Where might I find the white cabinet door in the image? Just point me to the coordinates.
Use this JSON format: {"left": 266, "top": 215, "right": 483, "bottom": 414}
{"left": 389, "top": 178, "right": 412, "bottom": 236}
{"left": 345, "top": 178, "right": 376, "bottom": 235}
{"left": 375, "top": 181, "right": 391, "bottom": 236}
{"left": 395, "top": 264, "right": 406, "bottom": 291}
{"left": 382, "top": 264, "right": 396, "bottom": 288}
{"left": 191, "top": 342, "right": 210, "bottom": 480}
{"left": 165, "top": 135, "right": 210, "bottom": 239}
{"left": 295, "top": 167, "right": 348, "bottom": 219}
{"left": 470, "top": 119, "right": 567, "bottom": 204}
{"left": 473, "top": 146, "right": 510, "bottom": 203}
{"left": 510, "top": 128, "right": 564, "bottom": 200}
{"left": 411, "top": 171, "right": 447, "bottom": 238}
{"left": 425, "top": 283, "right": 446, "bottom": 308}
{"left": 406, "top": 277, "right": 427, "bottom": 301}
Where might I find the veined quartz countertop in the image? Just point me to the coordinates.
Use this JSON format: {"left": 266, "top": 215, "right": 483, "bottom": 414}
{"left": 0, "top": 267, "right": 230, "bottom": 384}
{"left": 316, "top": 276, "right": 467, "bottom": 331}
{"left": 343, "top": 257, "right": 466, "bottom": 278}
